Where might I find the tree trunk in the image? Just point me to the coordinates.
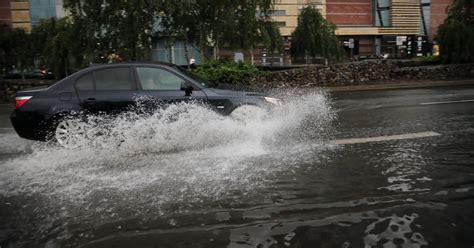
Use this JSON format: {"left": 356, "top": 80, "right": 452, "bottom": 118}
{"left": 250, "top": 46, "right": 254, "bottom": 65}
{"left": 65, "top": 55, "right": 69, "bottom": 77}
{"left": 215, "top": 39, "right": 219, "bottom": 60}
{"left": 19, "top": 61, "right": 25, "bottom": 82}
{"left": 199, "top": 33, "right": 206, "bottom": 63}
{"left": 184, "top": 35, "right": 190, "bottom": 68}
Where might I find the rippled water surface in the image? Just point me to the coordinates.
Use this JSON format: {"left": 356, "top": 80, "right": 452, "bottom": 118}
{"left": 1, "top": 88, "right": 474, "bottom": 248}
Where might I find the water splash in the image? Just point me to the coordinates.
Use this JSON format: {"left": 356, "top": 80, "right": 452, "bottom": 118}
{"left": 0, "top": 91, "right": 335, "bottom": 208}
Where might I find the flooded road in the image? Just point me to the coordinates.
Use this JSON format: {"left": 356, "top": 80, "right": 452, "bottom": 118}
{"left": 1, "top": 86, "right": 474, "bottom": 248}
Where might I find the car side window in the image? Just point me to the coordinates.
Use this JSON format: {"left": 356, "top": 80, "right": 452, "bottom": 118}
{"left": 95, "top": 67, "right": 133, "bottom": 90}
{"left": 76, "top": 72, "right": 94, "bottom": 90}
{"left": 136, "top": 67, "right": 185, "bottom": 90}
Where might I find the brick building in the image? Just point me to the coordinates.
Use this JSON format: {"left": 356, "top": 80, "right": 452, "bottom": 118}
{"left": 268, "top": 0, "right": 454, "bottom": 64}
{"left": 429, "top": 0, "right": 453, "bottom": 40}
{"left": 0, "top": 1, "right": 12, "bottom": 27}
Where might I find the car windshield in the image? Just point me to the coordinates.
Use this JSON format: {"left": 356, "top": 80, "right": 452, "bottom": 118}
{"left": 174, "top": 66, "right": 209, "bottom": 88}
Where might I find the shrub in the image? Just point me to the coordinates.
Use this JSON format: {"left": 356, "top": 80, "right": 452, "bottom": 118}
{"left": 437, "top": 0, "right": 474, "bottom": 63}
{"left": 190, "top": 60, "right": 261, "bottom": 87}
{"left": 415, "top": 55, "right": 441, "bottom": 64}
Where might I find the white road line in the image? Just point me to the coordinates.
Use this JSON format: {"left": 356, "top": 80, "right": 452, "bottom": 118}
{"left": 331, "top": 131, "right": 441, "bottom": 145}
{"left": 420, "top": 99, "right": 474, "bottom": 105}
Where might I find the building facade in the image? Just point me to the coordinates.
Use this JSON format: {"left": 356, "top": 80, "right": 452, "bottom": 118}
{"left": 9, "top": 0, "right": 31, "bottom": 31}
{"left": 0, "top": 0, "right": 66, "bottom": 31}
{"left": 0, "top": 0, "right": 454, "bottom": 65}
{"left": 270, "top": 0, "right": 453, "bottom": 63}
{"left": 29, "top": 0, "right": 66, "bottom": 26}
{"left": 154, "top": 0, "right": 453, "bottom": 65}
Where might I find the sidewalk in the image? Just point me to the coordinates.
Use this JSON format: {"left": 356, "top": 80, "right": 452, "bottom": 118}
{"left": 326, "top": 79, "right": 474, "bottom": 92}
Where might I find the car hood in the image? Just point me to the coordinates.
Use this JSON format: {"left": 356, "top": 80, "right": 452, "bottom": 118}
{"left": 206, "top": 88, "right": 264, "bottom": 97}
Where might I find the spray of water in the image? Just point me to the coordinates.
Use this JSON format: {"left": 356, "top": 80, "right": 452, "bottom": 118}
{"left": 0, "top": 91, "right": 335, "bottom": 210}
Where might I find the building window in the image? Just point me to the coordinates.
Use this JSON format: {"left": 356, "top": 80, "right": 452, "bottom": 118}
{"left": 269, "top": 10, "right": 286, "bottom": 16}
{"left": 420, "top": 0, "right": 431, "bottom": 36}
{"left": 375, "top": 0, "right": 391, "bottom": 27}
{"left": 274, "top": 21, "right": 286, "bottom": 27}
{"left": 298, "top": 4, "right": 323, "bottom": 10}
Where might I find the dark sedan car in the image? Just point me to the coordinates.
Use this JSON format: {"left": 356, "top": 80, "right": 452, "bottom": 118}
{"left": 11, "top": 62, "right": 280, "bottom": 147}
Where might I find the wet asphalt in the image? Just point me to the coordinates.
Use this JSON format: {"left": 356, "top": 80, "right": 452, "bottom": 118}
{"left": 1, "top": 85, "right": 474, "bottom": 248}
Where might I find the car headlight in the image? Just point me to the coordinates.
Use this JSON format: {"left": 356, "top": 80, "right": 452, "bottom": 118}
{"left": 264, "top": 97, "right": 282, "bottom": 105}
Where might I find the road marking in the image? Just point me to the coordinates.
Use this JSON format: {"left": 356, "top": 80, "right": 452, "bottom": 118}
{"left": 420, "top": 99, "right": 474, "bottom": 105}
{"left": 331, "top": 131, "right": 441, "bottom": 145}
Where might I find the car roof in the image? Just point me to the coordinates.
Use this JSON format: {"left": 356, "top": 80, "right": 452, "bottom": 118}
{"left": 50, "top": 61, "right": 195, "bottom": 91}
{"left": 89, "top": 61, "right": 178, "bottom": 69}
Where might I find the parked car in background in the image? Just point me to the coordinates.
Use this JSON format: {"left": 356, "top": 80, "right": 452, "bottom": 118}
{"left": 27, "top": 67, "right": 54, "bottom": 79}
{"left": 10, "top": 62, "right": 280, "bottom": 148}
{"left": 2, "top": 67, "right": 54, "bottom": 80}
{"left": 2, "top": 69, "right": 25, "bottom": 79}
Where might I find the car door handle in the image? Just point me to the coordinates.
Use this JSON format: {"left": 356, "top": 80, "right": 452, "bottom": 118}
{"left": 86, "top": 98, "right": 96, "bottom": 101}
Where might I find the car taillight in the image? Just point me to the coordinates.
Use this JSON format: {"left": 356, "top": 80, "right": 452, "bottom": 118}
{"left": 15, "top": 96, "right": 32, "bottom": 109}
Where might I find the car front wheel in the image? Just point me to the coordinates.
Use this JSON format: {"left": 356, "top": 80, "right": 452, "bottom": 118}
{"left": 230, "top": 105, "right": 266, "bottom": 122}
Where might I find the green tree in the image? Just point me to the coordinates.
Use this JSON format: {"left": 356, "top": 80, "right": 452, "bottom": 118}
{"left": 31, "top": 17, "right": 88, "bottom": 79}
{"left": 63, "top": 0, "right": 280, "bottom": 63}
{"left": 158, "top": 0, "right": 201, "bottom": 63}
{"left": 64, "top": 0, "right": 159, "bottom": 61}
{"left": 10, "top": 28, "right": 32, "bottom": 79}
{"left": 0, "top": 24, "right": 13, "bottom": 74}
{"left": 159, "top": 0, "right": 279, "bottom": 61}
{"left": 0, "top": 24, "right": 32, "bottom": 79}
{"left": 260, "top": 21, "right": 283, "bottom": 55}
{"left": 217, "top": 0, "right": 275, "bottom": 51}
{"left": 437, "top": 0, "right": 474, "bottom": 63}
{"left": 290, "top": 5, "right": 343, "bottom": 63}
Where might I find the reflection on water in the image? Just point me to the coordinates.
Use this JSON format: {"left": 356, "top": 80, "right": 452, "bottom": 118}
{"left": 228, "top": 211, "right": 429, "bottom": 248}
{"left": 374, "top": 141, "right": 432, "bottom": 193}
{"left": 364, "top": 213, "right": 427, "bottom": 248}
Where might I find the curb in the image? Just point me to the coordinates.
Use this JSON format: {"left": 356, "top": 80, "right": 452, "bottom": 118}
{"left": 326, "top": 79, "right": 474, "bottom": 92}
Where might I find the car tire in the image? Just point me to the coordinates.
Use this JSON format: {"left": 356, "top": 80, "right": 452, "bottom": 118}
{"left": 51, "top": 115, "right": 89, "bottom": 148}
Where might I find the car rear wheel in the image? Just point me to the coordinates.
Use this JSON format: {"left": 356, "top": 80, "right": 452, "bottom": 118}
{"left": 54, "top": 119, "right": 88, "bottom": 148}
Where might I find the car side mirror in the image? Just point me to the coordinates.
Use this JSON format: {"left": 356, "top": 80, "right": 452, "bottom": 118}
{"left": 181, "top": 83, "right": 193, "bottom": 96}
